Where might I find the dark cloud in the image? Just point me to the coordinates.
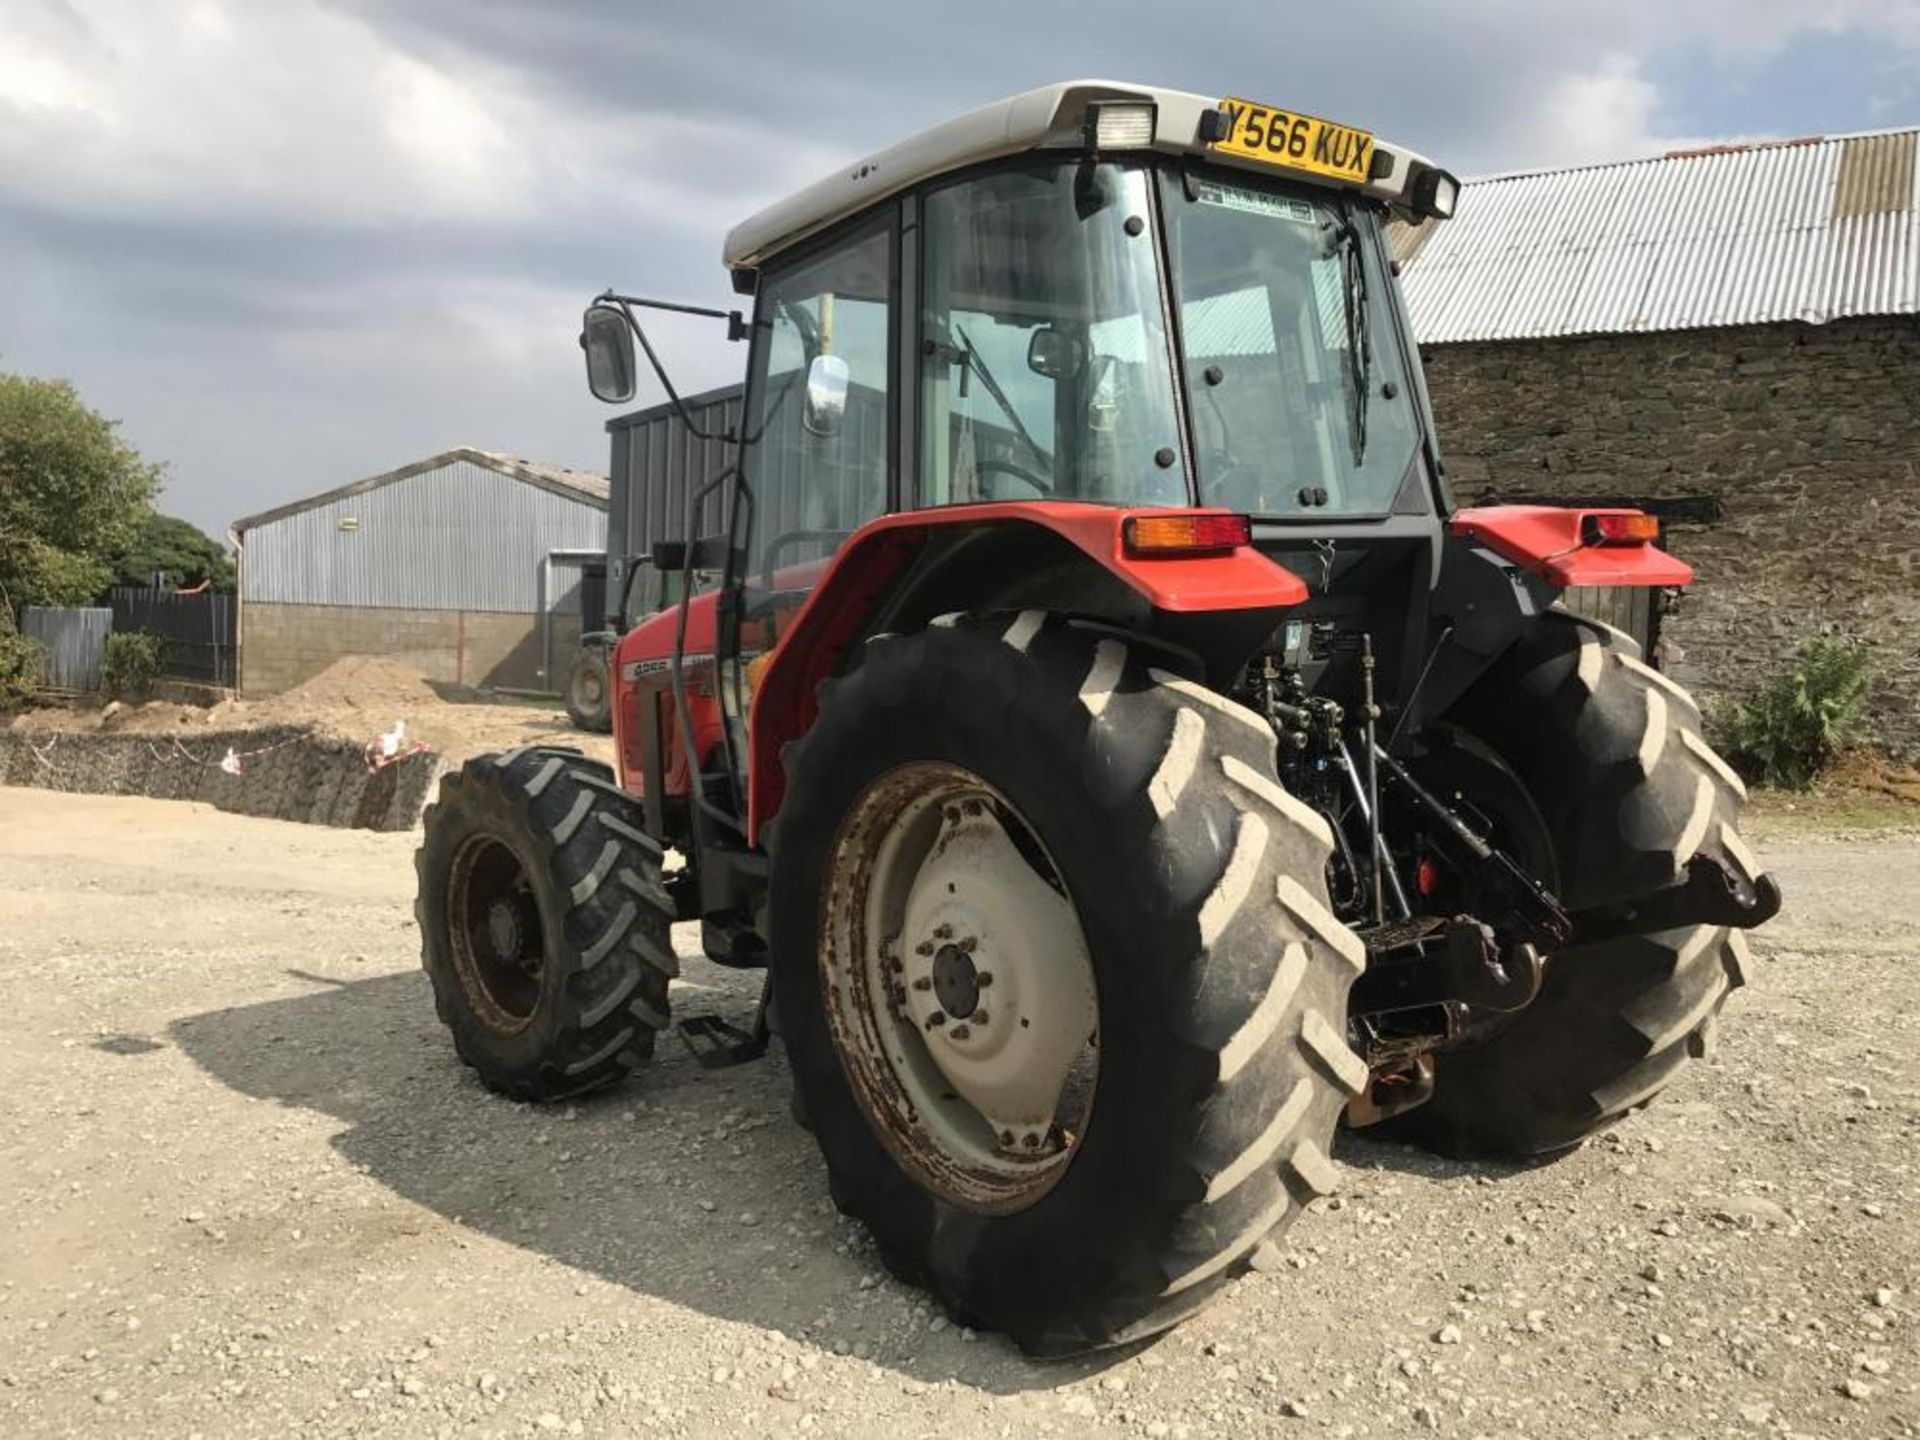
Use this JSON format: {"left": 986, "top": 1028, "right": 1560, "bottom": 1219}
{"left": 2, "top": 1, "right": 1915, "bottom": 533}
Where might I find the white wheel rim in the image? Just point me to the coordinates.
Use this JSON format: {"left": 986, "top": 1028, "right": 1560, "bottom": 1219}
{"left": 821, "top": 763, "right": 1099, "bottom": 1214}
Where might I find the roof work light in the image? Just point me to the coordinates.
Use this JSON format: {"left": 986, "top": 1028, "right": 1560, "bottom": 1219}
{"left": 1085, "top": 101, "right": 1156, "bottom": 150}
{"left": 1410, "top": 165, "right": 1461, "bottom": 220}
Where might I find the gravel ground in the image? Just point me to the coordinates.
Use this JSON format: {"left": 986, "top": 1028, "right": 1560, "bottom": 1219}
{"left": 0, "top": 788, "right": 1914, "bottom": 1438}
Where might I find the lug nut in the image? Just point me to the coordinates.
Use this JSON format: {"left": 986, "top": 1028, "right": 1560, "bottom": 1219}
{"left": 999, "top": 1129, "right": 1015, "bottom": 1145}
{"left": 971, "top": 1009, "right": 988, "bottom": 1025}
{"left": 1022, "top": 1132, "right": 1041, "bottom": 1148}
{"left": 915, "top": 941, "right": 934, "bottom": 956}
{"left": 933, "top": 924, "right": 952, "bottom": 940}
{"left": 911, "top": 977, "right": 931, "bottom": 991}
{"left": 976, "top": 971, "right": 993, "bottom": 987}
{"left": 950, "top": 1024, "right": 971, "bottom": 1040}
{"left": 958, "top": 936, "right": 976, "bottom": 953}
{"left": 925, "top": 1011, "right": 945, "bottom": 1029}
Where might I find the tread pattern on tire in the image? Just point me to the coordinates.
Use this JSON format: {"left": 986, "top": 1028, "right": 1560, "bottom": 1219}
{"left": 1031, "top": 616, "right": 1369, "bottom": 1328}
{"left": 769, "top": 612, "right": 1366, "bottom": 1352}
{"left": 417, "top": 747, "right": 670, "bottom": 1101}
{"left": 1392, "top": 610, "right": 1767, "bottom": 1157}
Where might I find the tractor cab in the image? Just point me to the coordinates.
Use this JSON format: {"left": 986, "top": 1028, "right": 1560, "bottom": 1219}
{"left": 583, "top": 82, "right": 1463, "bottom": 834}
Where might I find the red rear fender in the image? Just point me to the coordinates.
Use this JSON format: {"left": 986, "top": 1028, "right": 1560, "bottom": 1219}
{"left": 745, "top": 502, "right": 1306, "bottom": 842}
{"left": 1450, "top": 505, "right": 1694, "bottom": 588}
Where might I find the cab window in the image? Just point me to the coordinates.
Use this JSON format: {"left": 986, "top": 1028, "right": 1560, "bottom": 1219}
{"left": 918, "top": 164, "right": 1186, "bottom": 508}
{"left": 739, "top": 221, "right": 894, "bottom": 588}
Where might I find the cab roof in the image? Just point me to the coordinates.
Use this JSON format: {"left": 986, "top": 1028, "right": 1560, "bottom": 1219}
{"left": 723, "top": 80, "right": 1446, "bottom": 273}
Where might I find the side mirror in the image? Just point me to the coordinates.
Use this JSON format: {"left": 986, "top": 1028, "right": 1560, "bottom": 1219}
{"left": 802, "top": 353, "right": 850, "bottom": 437}
{"left": 1027, "top": 326, "right": 1085, "bottom": 381}
{"left": 581, "top": 304, "right": 636, "bottom": 404}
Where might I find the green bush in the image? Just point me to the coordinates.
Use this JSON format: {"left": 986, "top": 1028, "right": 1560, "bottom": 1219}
{"left": 100, "top": 630, "right": 168, "bottom": 700}
{"left": 0, "top": 615, "right": 47, "bottom": 708}
{"left": 1719, "top": 638, "right": 1871, "bottom": 791}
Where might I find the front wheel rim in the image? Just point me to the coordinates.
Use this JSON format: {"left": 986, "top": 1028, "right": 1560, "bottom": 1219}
{"left": 447, "top": 833, "right": 546, "bottom": 1033}
{"left": 820, "top": 762, "right": 1098, "bottom": 1215}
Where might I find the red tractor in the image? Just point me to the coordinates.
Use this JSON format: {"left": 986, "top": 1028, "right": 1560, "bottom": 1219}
{"left": 417, "top": 82, "right": 1778, "bottom": 1353}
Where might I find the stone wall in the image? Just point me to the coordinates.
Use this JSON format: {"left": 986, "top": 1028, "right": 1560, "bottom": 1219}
{"left": 241, "top": 604, "right": 582, "bottom": 697}
{"left": 1423, "top": 315, "right": 1920, "bottom": 758}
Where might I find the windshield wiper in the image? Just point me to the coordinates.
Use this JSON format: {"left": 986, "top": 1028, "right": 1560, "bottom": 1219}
{"left": 1333, "top": 206, "right": 1371, "bottom": 465}
{"left": 946, "top": 322, "right": 1050, "bottom": 470}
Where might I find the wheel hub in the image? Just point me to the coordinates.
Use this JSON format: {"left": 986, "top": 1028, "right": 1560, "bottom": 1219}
{"left": 486, "top": 897, "right": 532, "bottom": 962}
{"left": 930, "top": 941, "right": 981, "bottom": 1019}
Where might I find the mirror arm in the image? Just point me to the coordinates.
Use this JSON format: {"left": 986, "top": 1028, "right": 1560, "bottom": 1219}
{"left": 596, "top": 290, "right": 748, "bottom": 341}
{"left": 598, "top": 294, "right": 734, "bottom": 443}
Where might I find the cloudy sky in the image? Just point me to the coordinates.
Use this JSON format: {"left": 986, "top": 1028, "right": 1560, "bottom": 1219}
{"left": 3, "top": 1, "right": 1918, "bottom": 537}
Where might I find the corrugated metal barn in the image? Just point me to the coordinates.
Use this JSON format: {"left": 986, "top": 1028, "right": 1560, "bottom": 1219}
{"left": 1393, "top": 126, "right": 1920, "bottom": 757}
{"left": 234, "top": 449, "right": 608, "bottom": 695}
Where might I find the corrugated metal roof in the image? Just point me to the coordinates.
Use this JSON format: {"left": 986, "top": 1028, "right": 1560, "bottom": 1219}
{"left": 1395, "top": 127, "right": 1920, "bottom": 343}
{"left": 470, "top": 452, "right": 610, "bottom": 502}
{"left": 238, "top": 456, "right": 606, "bottom": 613}
{"left": 233, "top": 447, "right": 606, "bottom": 534}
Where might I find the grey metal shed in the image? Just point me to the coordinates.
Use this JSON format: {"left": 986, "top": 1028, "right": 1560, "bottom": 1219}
{"left": 231, "top": 448, "right": 609, "bottom": 695}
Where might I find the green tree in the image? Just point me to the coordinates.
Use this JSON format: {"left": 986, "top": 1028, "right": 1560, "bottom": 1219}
{"left": 0, "top": 373, "right": 161, "bottom": 611}
{"left": 111, "top": 512, "right": 234, "bottom": 592}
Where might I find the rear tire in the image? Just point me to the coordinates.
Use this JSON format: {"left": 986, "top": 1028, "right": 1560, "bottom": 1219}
{"left": 416, "top": 746, "right": 675, "bottom": 1100}
{"left": 768, "top": 613, "right": 1366, "bottom": 1352}
{"left": 565, "top": 648, "right": 613, "bottom": 733}
{"left": 1390, "top": 612, "right": 1764, "bottom": 1157}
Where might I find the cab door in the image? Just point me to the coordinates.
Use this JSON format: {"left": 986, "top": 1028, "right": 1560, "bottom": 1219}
{"left": 724, "top": 212, "right": 898, "bottom": 794}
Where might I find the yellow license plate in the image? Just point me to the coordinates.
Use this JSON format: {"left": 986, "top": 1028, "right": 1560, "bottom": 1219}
{"left": 1211, "top": 98, "right": 1375, "bottom": 184}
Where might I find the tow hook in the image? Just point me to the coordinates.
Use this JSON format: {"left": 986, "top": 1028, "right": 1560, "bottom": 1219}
{"left": 1348, "top": 917, "right": 1544, "bottom": 1020}
{"left": 1347, "top": 1054, "right": 1435, "bottom": 1127}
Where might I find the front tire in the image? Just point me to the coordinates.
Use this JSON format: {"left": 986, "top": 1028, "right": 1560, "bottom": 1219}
{"left": 416, "top": 746, "right": 676, "bottom": 1100}
{"left": 768, "top": 613, "right": 1367, "bottom": 1352}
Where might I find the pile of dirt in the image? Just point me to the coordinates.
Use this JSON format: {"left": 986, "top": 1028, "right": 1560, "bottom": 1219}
{"left": 1823, "top": 746, "right": 1920, "bottom": 804}
{"left": 207, "top": 656, "right": 452, "bottom": 746}
{"left": 4, "top": 654, "right": 612, "bottom": 774}
{"left": 272, "top": 655, "right": 444, "bottom": 713}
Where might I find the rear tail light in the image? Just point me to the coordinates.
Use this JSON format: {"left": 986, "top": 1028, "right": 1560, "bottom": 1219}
{"left": 1123, "top": 513, "right": 1252, "bottom": 556}
{"left": 1581, "top": 512, "right": 1660, "bottom": 546}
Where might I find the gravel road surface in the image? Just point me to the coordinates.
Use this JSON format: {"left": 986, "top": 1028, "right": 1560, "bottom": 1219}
{"left": 1, "top": 789, "right": 1913, "bottom": 1438}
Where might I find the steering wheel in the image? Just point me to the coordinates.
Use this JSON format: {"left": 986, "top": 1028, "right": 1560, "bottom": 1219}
{"left": 971, "top": 457, "right": 1052, "bottom": 500}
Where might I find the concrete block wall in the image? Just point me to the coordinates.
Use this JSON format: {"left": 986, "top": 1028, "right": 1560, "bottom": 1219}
{"left": 1423, "top": 315, "right": 1920, "bottom": 758}
{"left": 242, "top": 603, "right": 582, "bottom": 696}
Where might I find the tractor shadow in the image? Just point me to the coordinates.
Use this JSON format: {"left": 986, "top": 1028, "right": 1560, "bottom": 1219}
{"left": 167, "top": 948, "right": 1135, "bottom": 1393}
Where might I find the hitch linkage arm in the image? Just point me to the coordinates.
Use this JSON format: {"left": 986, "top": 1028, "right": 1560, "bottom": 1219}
{"left": 1372, "top": 746, "right": 1573, "bottom": 949}
{"left": 1568, "top": 851, "right": 1782, "bottom": 942}
{"left": 1371, "top": 743, "right": 1781, "bottom": 953}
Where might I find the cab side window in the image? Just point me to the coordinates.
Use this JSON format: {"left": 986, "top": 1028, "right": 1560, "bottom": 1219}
{"left": 741, "top": 221, "right": 894, "bottom": 583}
